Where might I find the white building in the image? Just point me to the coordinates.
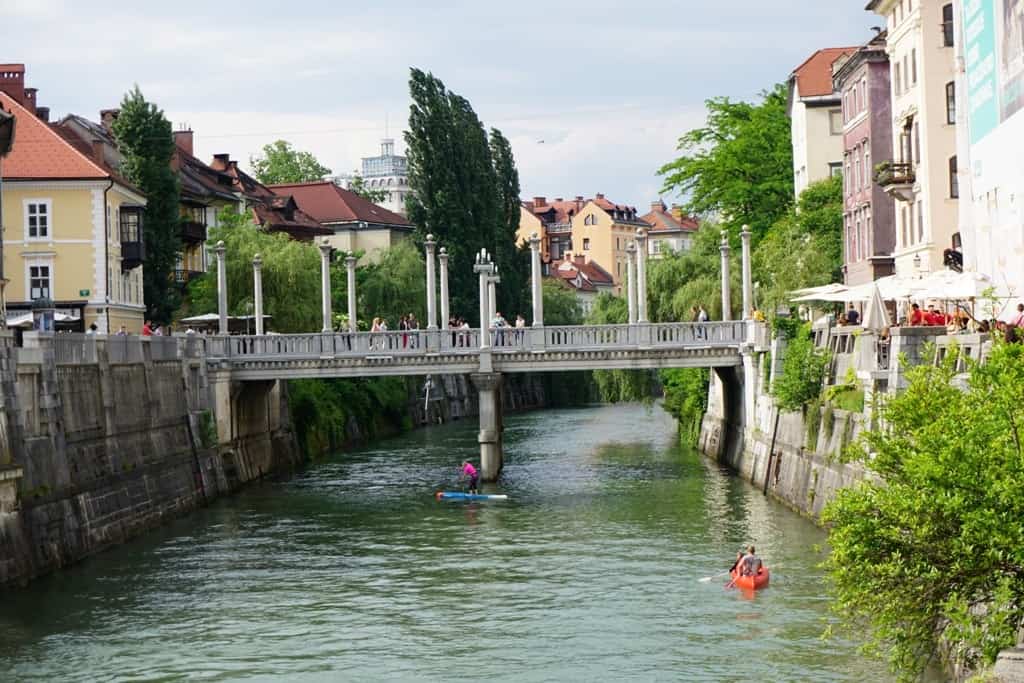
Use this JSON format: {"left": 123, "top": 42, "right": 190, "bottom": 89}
{"left": 338, "top": 138, "right": 411, "bottom": 217}
{"left": 788, "top": 47, "right": 856, "bottom": 198}
{"left": 868, "top": 0, "right": 960, "bottom": 280}
{"left": 954, "top": 0, "right": 1024, "bottom": 303}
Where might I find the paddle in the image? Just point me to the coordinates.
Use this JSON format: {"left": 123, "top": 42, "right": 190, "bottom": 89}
{"left": 698, "top": 571, "right": 731, "bottom": 583}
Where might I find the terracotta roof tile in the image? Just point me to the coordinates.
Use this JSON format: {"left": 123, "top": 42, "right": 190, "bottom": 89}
{"left": 0, "top": 92, "right": 107, "bottom": 179}
{"left": 268, "top": 181, "right": 411, "bottom": 227}
{"left": 791, "top": 47, "right": 857, "bottom": 98}
{"left": 640, "top": 201, "right": 699, "bottom": 234}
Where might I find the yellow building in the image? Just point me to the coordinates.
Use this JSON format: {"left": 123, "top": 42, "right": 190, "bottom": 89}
{"left": 0, "top": 75, "right": 146, "bottom": 333}
{"left": 518, "top": 194, "right": 646, "bottom": 294}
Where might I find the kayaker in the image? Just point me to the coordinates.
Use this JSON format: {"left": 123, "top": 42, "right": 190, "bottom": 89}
{"left": 728, "top": 550, "right": 745, "bottom": 574}
{"left": 738, "top": 545, "right": 762, "bottom": 577}
{"left": 461, "top": 460, "right": 479, "bottom": 494}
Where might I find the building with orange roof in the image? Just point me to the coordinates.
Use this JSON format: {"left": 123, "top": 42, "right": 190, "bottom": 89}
{"left": 639, "top": 200, "right": 699, "bottom": 259}
{"left": 267, "top": 180, "right": 413, "bottom": 263}
{"left": 517, "top": 193, "right": 647, "bottom": 295}
{"left": 788, "top": 46, "right": 857, "bottom": 197}
{"left": 0, "top": 64, "right": 146, "bottom": 333}
{"left": 550, "top": 254, "right": 615, "bottom": 314}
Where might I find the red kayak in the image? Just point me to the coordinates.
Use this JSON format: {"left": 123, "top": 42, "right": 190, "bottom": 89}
{"left": 730, "top": 567, "right": 770, "bottom": 590}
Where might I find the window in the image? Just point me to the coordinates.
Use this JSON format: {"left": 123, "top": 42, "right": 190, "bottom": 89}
{"left": 120, "top": 207, "right": 142, "bottom": 243}
{"left": 913, "top": 122, "right": 921, "bottom": 165}
{"left": 829, "top": 109, "right": 843, "bottom": 134}
{"left": 829, "top": 161, "right": 843, "bottom": 178}
{"left": 583, "top": 238, "right": 591, "bottom": 251}
{"left": 903, "top": 55, "right": 909, "bottom": 92}
{"left": 584, "top": 214, "right": 596, "bottom": 226}
{"left": 864, "top": 148, "right": 871, "bottom": 188}
{"left": 616, "top": 237, "right": 620, "bottom": 250}
{"left": 854, "top": 215, "right": 862, "bottom": 261}
{"left": 902, "top": 206, "right": 909, "bottom": 246}
{"left": 917, "top": 200, "right": 925, "bottom": 241}
{"left": 949, "top": 156, "right": 959, "bottom": 198}
{"left": 854, "top": 153, "right": 862, "bottom": 192}
{"left": 946, "top": 81, "right": 956, "bottom": 123}
{"left": 25, "top": 200, "right": 51, "bottom": 240}
{"left": 942, "top": 4, "right": 955, "bottom": 47}
{"left": 894, "top": 62, "right": 902, "bottom": 96}
{"left": 911, "top": 49, "right": 917, "bottom": 86}
{"left": 29, "top": 265, "right": 50, "bottom": 300}
{"left": 845, "top": 159, "right": 852, "bottom": 194}
{"left": 106, "top": 204, "right": 112, "bottom": 240}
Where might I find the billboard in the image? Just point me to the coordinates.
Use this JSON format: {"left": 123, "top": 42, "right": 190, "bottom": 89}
{"left": 964, "top": 0, "right": 1024, "bottom": 144}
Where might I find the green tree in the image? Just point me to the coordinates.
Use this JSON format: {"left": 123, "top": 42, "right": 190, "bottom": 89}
{"left": 111, "top": 85, "right": 182, "bottom": 324}
{"left": 250, "top": 140, "right": 332, "bottom": 185}
{"left": 541, "top": 279, "right": 583, "bottom": 325}
{"left": 660, "top": 367, "right": 710, "bottom": 445}
{"left": 347, "top": 174, "right": 389, "bottom": 204}
{"left": 658, "top": 84, "right": 794, "bottom": 241}
{"left": 586, "top": 293, "right": 655, "bottom": 401}
{"left": 490, "top": 128, "right": 530, "bottom": 320}
{"left": 355, "top": 240, "right": 426, "bottom": 327}
{"left": 406, "top": 69, "right": 521, "bottom": 321}
{"left": 186, "top": 210, "right": 321, "bottom": 332}
{"left": 646, "top": 225, "right": 738, "bottom": 323}
{"left": 771, "top": 322, "right": 829, "bottom": 412}
{"left": 824, "top": 341, "right": 1024, "bottom": 678}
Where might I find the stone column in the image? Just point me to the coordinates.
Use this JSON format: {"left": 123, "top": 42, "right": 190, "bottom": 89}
{"left": 488, "top": 265, "right": 499, "bottom": 323}
{"left": 475, "top": 250, "right": 492, "bottom": 350}
{"left": 424, "top": 234, "right": 438, "bottom": 330}
{"left": 626, "top": 241, "right": 637, "bottom": 325}
{"left": 214, "top": 240, "right": 228, "bottom": 335}
{"left": 635, "top": 228, "right": 648, "bottom": 323}
{"left": 471, "top": 372, "right": 503, "bottom": 482}
{"left": 741, "top": 224, "right": 753, "bottom": 320}
{"left": 439, "top": 247, "right": 450, "bottom": 332}
{"left": 252, "top": 253, "right": 264, "bottom": 336}
{"left": 319, "top": 239, "right": 333, "bottom": 333}
{"left": 529, "top": 232, "right": 544, "bottom": 327}
{"left": 720, "top": 231, "right": 732, "bottom": 322}
{"left": 345, "top": 252, "right": 357, "bottom": 333}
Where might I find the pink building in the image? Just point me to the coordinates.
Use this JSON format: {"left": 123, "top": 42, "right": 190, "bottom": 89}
{"left": 833, "top": 32, "right": 896, "bottom": 286}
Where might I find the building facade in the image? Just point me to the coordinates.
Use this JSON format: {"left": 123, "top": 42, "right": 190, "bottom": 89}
{"left": 550, "top": 254, "right": 615, "bottom": 314}
{"left": 342, "top": 138, "right": 411, "bottom": 217}
{"left": 789, "top": 47, "right": 856, "bottom": 197}
{"left": 269, "top": 181, "right": 413, "bottom": 263}
{"left": 833, "top": 32, "right": 897, "bottom": 286}
{"left": 639, "top": 200, "right": 699, "bottom": 258}
{"left": 951, "top": 0, "right": 1024, "bottom": 301}
{"left": 0, "top": 67, "right": 145, "bottom": 333}
{"left": 869, "top": 0, "right": 960, "bottom": 279}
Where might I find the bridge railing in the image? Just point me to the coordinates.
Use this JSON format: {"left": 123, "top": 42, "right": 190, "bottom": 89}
{"left": 208, "top": 322, "right": 748, "bottom": 361}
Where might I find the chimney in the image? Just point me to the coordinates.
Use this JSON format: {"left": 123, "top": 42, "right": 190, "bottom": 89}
{"left": 533, "top": 196, "right": 546, "bottom": 207}
{"left": 651, "top": 200, "right": 665, "bottom": 212}
{"left": 0, "top": 64, "right": 26, "bottom": 107}
{"left": 575, "top": 195, "right": 584, "bottom": 210}
{"left": 91, "top": 138, "right": 105, "bottom": 165}
{"left": 574, "top": 254, "right": 585, "bottom": 266}
{"left": 173, "top": 129, "right": 194, "bottom": 156}
{"left": 596, "top": 193, "right": 604, "bottom": 200}
{"left": 211, "top": 153, "right": 231, "bottom": 170}
{"left": 23, "top": 87, "right": 37, "bottom": 115}
{"left": 555, "top": 197, "right": 564, "bottom": 202}
{"left": 670, "top": 204, "right": 684, "bottom": 221}
{"left": 36, "top": 106, "right": 49, "bottom": 122}
{"left": 100, "top": 108, "right": 120, "bottom": 133}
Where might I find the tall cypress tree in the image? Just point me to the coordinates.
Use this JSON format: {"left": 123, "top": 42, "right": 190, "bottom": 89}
{"left": 489, "top": 128, "right": 529, "bottom": 320}
{"left": 406, "top": 69, "right": 524, "bottom": 323}
{"left": 112, "top": 86, "right": 181, "bottom": 323}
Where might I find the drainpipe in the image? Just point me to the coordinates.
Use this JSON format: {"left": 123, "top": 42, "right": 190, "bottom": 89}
{"left": 104, "top": 179, "right": 113, "bottom": 334}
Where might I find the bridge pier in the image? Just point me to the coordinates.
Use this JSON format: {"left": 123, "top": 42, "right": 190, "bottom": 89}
{"left": 471, "top": 372, "right": 503, "bottom": 482}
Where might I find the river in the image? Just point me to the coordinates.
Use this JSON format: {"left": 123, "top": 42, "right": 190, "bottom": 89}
{"left": 0, "top": 403, "right": 894, "bottom": 681}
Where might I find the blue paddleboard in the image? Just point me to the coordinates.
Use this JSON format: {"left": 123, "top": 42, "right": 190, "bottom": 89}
{"left": 435, "top": 491, "right": 508, "bottom": 502}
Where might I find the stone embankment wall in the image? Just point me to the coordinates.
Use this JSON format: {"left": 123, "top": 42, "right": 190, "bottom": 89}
{"left": 0, "top": 333, "right": 299, "bottom": 588}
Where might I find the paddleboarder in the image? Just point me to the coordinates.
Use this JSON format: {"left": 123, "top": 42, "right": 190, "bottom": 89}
{"left": 460, "top": 460, "right": 479, "bottom": 494}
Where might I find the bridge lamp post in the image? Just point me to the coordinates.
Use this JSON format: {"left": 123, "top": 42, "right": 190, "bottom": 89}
{"left": 474, "top": 250, "right": 496, "bottom": 350}
{"left": 252, "top": 253, "right": 264, "bottom": 336}
{"left": 214, "top": 240, "right": 228, "bottom": 335}
{"left": 424, "top": 234, "right": 438, "bottom": 331}
{"left": 720, "top": 230, "right": 732, "bottom": 322}
{"left": 319, "top": 239, "right": 333, "bottom": 333}
{"left": 345, "top": 252, "right": 357, "bottom": 333}
{"left": 528, "top": 232, "right": 544, "bottom": 328}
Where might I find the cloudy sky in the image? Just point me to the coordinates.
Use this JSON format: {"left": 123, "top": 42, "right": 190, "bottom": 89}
{"left": 7, "top": 0, "right": 874, "bottom": 207}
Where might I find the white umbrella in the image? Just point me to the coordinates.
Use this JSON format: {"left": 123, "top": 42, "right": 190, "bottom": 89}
{"left": 915, "top": 269, "right": 1012, "bottom": 301}
{"left": 790, "top": 283, "right": 848, "bottom": 297}
{"left": 790, "top": 284, "right": 851, "bottom": 302}
{"left": 861, "top": 283, "right": 891, "bottom": 332}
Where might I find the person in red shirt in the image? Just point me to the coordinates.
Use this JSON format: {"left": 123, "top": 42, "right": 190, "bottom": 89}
{"left": 141, "top": 320, "right": 153, "bottom": 336}
{"left": 910, "top": 303, "right": 925, "bottom": 326}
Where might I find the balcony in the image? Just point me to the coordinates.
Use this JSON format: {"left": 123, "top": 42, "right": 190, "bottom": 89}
{"left": 874, "top": 161, "right": 916, "bottom": 202}
{"left": 180, "top": 220, "right": 207, "bottom": 244}
{"left": 173, "top": 269, "right": 205, "bottom": 285}
{"left": 119, "top": 206, "right": 145, "bottom": 271}
{"left": 546, "top": 222, "right": 572, "bottom": 234}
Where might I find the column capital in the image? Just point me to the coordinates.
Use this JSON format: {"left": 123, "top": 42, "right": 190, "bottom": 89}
{"left": 635, "top": 227, "right": 647, "bottom": 243}
{"left": 740, "top": 224, "right": 752, "bottom": 240}
{"left": 626, "top": 240, "right": 637, "bottom": 255}
{"left": 214, "top": 240, "right": 226, "bottom": 256}
{"left": 719, "top": 230, "right": 730, "bottom": 253}
{"left": 252, "top": 253, "right": 262, "bottom": 269}
{"left": 439, "top": 246, "right": 448, "bottom": 263}
{"left": 344, "top": 251, "right": 356, "bottom": 268}
{"left": 319, "top": 238, "right": 333, "bottom": 257}
{"left": 425, "top": 233, "right": 436, "bottom": 249}
{"left": 529, "top": 231, "right": 541, "bottom": 248}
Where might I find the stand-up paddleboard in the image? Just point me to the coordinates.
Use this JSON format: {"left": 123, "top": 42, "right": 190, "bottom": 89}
{"left": 435, "top": 491, "right": 508, "bottom": 502}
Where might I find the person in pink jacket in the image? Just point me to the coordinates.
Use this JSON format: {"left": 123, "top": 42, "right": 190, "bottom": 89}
{"left": 461, "top": 460, "right": 479, "bottom": 494}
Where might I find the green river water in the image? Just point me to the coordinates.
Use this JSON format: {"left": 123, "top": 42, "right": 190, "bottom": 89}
{"left": 0, "top": 403, "right": 896, "bottom": 681}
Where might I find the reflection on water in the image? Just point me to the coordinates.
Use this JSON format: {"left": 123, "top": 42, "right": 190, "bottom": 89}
{"left": 0, "top": 403, "right": 893, "bottom": 681}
